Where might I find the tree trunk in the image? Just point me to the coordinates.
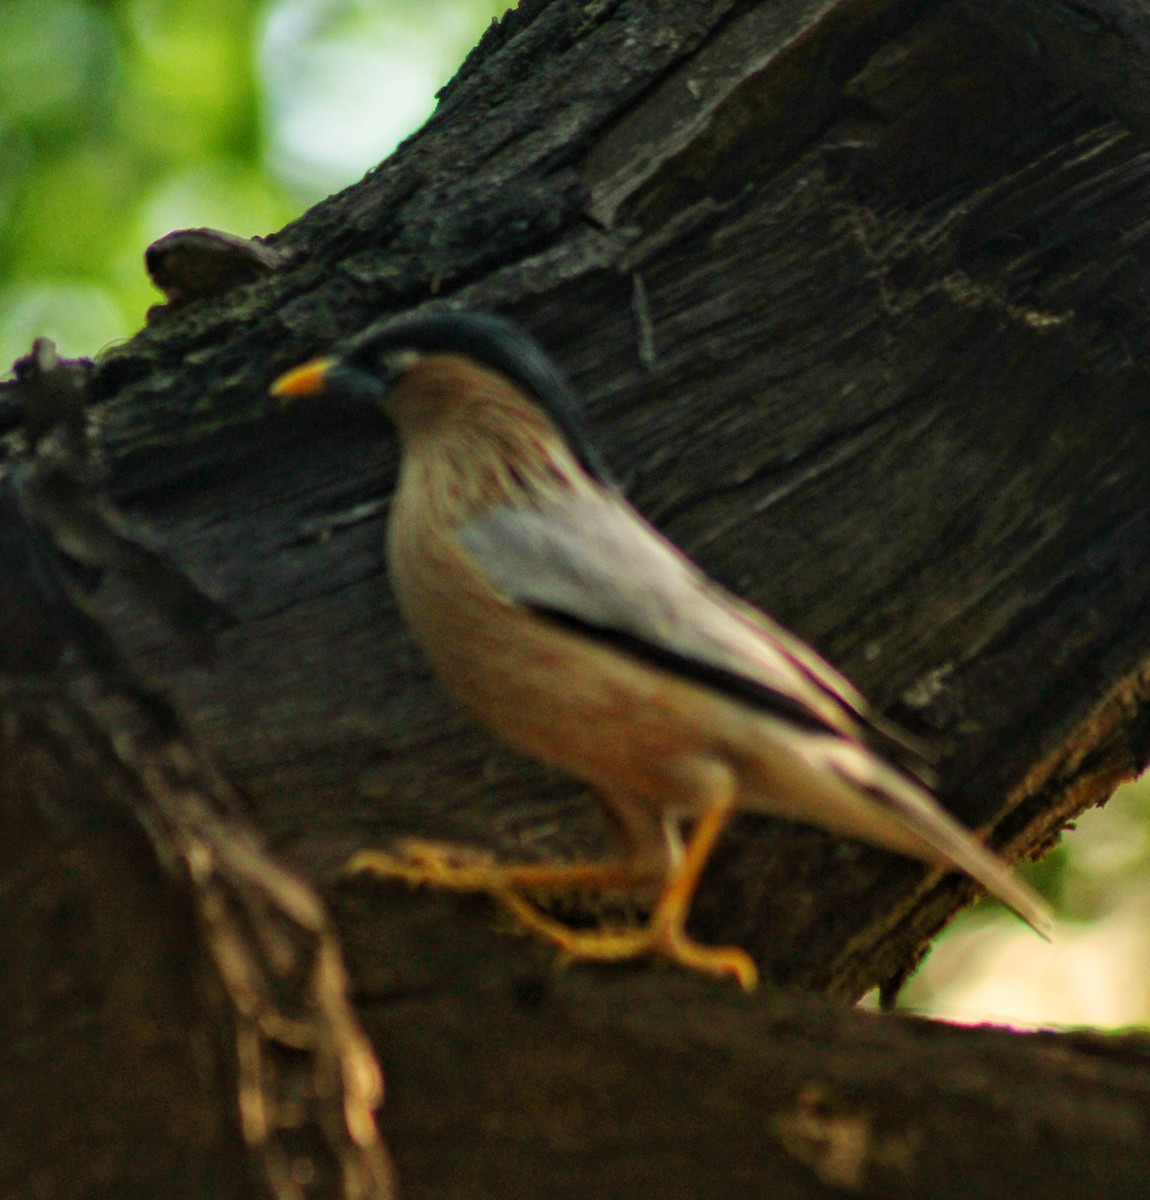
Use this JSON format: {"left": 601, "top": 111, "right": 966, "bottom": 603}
{"left": 5, "top": 0, "right": 1150, "bottom": 1195}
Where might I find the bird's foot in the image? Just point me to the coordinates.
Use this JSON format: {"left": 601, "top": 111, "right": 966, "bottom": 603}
{"left": 345, "top": 837, "right": 756, "bottom": 990}
{"left": 346, "top": 837, "right": 656, "bottom": 893}
{"left": 497, "top": 890, "right": 758, "bottom": 991}
{"left": 645, "top": 919, "right": 758, "bottom": 992}
{"left": 347, "top": 839, "right": 503, "bottom": 890}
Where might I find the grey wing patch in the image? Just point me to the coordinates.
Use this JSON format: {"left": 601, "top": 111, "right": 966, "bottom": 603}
{"left": 460, "top": 492, "right": 937, "bottom": 775}
{"left": 458, "top": 492, "right": 865, "bottom": 735}
{"left": 458, "top": 492, "right": 687, "bottom": 638}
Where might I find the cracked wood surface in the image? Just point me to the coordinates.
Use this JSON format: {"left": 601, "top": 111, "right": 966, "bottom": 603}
{"left": 350, "top": 888, "right": 1150, "bottom": 1200}
{"left": 84, "top": 0, "right": 1150, "bottom": 995}
{"left": 7, "top": 0, "right": 1150, "bottom": 1195}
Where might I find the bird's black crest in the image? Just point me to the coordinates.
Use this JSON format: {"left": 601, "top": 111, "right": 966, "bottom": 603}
{"left": 347, "top": 310, "right": 613, "bottom": 485}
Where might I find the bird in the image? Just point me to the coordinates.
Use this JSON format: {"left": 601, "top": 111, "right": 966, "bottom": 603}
{"left": 271, "top": 309, "right": 1051, "bottom": 989}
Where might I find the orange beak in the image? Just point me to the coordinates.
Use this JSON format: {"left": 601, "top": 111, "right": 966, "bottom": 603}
{"left": 270, "top": 356, "right": 337, "bottom": 400}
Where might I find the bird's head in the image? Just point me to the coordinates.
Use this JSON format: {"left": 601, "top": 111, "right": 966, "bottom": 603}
{"left": 270, "top": 310, "right": 612, "bottom": 485}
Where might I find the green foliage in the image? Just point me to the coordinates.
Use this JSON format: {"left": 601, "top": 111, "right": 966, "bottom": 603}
{"left": 0, "top": 0, "right": 287, "bottom": 360}
{"left": 0, "top": 0, "right": 507, "bottom": 365}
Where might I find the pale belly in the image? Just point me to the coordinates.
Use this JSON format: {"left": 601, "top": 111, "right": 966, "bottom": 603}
{"left": 391, "top": 538, "right": 738, "bottom": 813}
{"left": 387, "top": 515, "right": 944, "bottom": 863}
{"left": 436, "top": 603, "right": 732, "bottom": 807}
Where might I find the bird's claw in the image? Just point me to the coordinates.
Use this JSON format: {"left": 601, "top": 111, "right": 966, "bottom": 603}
{"left": 346, "top": 839, "right": 503, "bottom": 890}
{"left": 497, "top": 890, "right": 758, "bottom": 990}
{"left": 345, "top": 839, "right": 758, "bottom": 990}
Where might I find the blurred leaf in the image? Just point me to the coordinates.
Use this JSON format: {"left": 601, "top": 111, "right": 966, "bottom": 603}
{"left": 0, "top": 280, "right": 126, "bottom": 365}
{"left": 0, "top": 0, "right": 118, "bottom": 129}
{"left": 0, "top": 0, "right": 512, "bottom": 364}
{"left": 123, "top": 0, "right": 262, "bottom": 159}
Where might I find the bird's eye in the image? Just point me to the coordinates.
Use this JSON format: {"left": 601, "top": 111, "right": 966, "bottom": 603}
{"left": 376, "top": 358, "right": 403, "bottom": 389}
{"left": 379, "top": 349, "right": 423, "bottom": 384}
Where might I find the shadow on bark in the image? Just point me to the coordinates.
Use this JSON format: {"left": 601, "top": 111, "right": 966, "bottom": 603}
{"left": 5, "top": 0, "right": 1150, "bottom": 1194}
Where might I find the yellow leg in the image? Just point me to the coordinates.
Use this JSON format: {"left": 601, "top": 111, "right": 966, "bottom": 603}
{"left": 647, "top": 802, "right": 756, "bottom": 988}
{"left": 346, "top": 806, "right": 757, "bottom": 991}
{"left": 346, "top": 837, "right": 662, "bottom": 892}
{"left": 524, "top": 802, "right": 757, "bottom": 991}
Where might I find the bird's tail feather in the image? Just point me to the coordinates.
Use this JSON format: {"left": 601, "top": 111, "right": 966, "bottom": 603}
{"left": 811, "top": 739, "right": 1053, "bottom": 937}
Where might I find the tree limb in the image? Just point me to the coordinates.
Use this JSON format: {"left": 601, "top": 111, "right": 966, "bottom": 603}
{"left": 5, "top": 0, "right": 1150, "bottom": 1193}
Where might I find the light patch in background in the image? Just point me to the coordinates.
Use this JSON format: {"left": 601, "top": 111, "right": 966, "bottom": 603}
{"left": 887, "top": 778, "right": 1150, "bottom": 1030}
{"left": 904, "top": 904, "right": 1150, "bottom": 1029}
{"left": 136, "top": 160, "right": 295, "bottom": 247}
{"left": 0, "top": 0, "right": 510, "bottom": 365}
{"left": 0, "top": 281, "right": 127, "bottom": 363}
{"left": 259, "top": 0, "right": 509, "bottom": 199}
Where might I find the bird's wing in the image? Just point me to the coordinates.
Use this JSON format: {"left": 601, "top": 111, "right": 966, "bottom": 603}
{"left": 460, "top": 491, "right": 1051, "bottom": 934}
{"left": 459, "top": 489, "right": 899, "bottom": 746}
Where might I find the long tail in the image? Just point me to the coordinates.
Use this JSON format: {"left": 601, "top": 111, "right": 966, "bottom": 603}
{"left": 807, "top": 738, "right": 1052, "bottom": 937}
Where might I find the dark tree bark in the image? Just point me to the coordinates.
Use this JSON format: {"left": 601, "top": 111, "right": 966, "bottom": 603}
{"left": 6, "top": 0, "right": 1150, "bottom": 1195}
